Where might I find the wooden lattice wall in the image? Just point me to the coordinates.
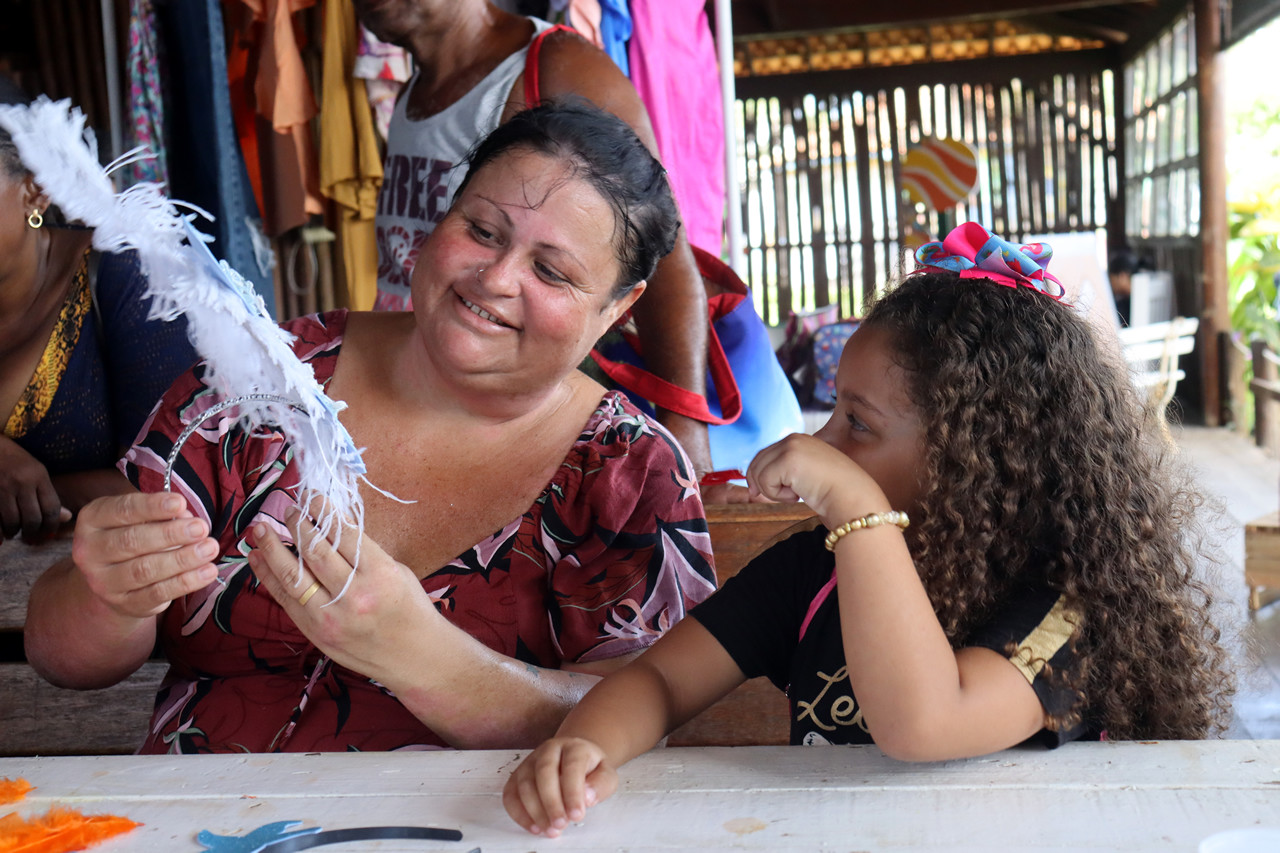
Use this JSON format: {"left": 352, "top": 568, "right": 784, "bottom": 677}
{"left": 735, "top": 55, "right": 1120, "bottom": 326}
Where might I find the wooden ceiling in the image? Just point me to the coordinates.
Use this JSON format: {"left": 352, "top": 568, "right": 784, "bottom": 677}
{"left": 725, "top": 0, "right": 1174, "bottom": 47}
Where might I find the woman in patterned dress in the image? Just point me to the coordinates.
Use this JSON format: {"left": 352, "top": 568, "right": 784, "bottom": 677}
{"left": 0, "top": 79, "right": 195, "bottom": 542}
{"left": 25, "top": 102, "right": 717, "bottom": 753}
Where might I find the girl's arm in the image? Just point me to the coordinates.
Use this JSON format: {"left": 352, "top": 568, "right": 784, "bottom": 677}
{"left": 748, "top": 434, "right": 1045, "bottom": 761}
{"left": 502, "top": 617, "right": 747, "bottom": 837}
{"left": 827, "top": 523, "right": 1045, "bottom": 760}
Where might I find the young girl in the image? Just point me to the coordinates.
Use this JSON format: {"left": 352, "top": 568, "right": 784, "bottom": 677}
{"left": 502, "top": 223, "right": 1235, "bottom": 838}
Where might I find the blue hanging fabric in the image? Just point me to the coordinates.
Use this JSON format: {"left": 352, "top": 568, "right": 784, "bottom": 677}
{"left": 154, "top": 0, "right": 273, "bottom": 317}
{"left": 598, "top": 0, "right": 632, "bottom": 76}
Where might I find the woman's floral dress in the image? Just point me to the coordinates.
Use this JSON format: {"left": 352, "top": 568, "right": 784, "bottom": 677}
{"left": 120, "top": 310, "right": 716, "bottom": 753}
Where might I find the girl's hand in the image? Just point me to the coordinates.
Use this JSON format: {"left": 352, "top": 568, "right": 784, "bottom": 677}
{"left": 72, "top": 492, "right": 219, "bottom": 619}
{"left": 746, "top": 433, "right": 887, "bottom": 524}
{"left": 503, "top": 737, "right": 619, "bottom": 837}
{"left": 247, "top": 501, "right": 438, "bottom": 685}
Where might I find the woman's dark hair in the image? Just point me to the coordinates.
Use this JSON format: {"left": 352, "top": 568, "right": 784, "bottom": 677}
{"left": 0, "top": 75, "right": 33, "bottom": 178}
{"left": 862, "top": 272, "right": 1234, "bottom": 740}
{"left": 455, "top": 99, "right": 681, "bottom": 298}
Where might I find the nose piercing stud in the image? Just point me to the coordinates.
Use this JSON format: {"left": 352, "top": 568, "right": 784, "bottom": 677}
{"left": 476, "top": 267, "right": 486, "bottom": 283}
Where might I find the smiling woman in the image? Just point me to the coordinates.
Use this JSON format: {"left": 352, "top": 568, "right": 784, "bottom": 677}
{"left": 413, "top": 148, "right": 641, "bottom": 395}
{"left": 23, "top": 102, "right": 717, "bottom": 754}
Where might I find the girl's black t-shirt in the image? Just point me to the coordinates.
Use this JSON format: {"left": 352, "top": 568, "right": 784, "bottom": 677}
{"left": 691, "top": 527, "right": 1089, "bottom": 747}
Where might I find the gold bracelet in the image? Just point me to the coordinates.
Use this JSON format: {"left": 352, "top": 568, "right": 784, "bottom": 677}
{"left": 823, "top": 510, "right": 910, "bottom": 551}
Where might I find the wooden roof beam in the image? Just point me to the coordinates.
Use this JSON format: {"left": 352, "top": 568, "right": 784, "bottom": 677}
{"left": 733, "top": 0, "right": 1154, "bottom": 35}
{"left": 1020, "top": 12, "right": 1132, "bottom": 43}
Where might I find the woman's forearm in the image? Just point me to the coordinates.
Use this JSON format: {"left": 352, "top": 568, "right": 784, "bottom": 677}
{"left": 24, "top": 556, "right": 157, "bottom": 689}
{"left": 383, "top": 633, "right": 615, "bottom": 749}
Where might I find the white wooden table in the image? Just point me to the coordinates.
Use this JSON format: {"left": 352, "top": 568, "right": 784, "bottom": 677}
{"left": 3, "top": 742, "right": 1279, "bottom": 852}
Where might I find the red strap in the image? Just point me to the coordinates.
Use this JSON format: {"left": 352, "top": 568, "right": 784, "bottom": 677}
{"left": 699, "top": 469, "right": 745, "bottom": 486}
{"left": 588, "top": 313, "right": 743, "bottom": 425}
{"left": 523, "top": 24, "right": 578, "bottom": 106}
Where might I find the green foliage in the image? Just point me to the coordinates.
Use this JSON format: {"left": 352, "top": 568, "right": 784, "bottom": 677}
{"left": 1228, "top": 192, "right": 1280, "bottom": 353}
{"left": 1226, "top": 98, "right": 1280, "bottom": 432}
{"left": 1227, "top": 98, "right": 1280, "bottom": 352}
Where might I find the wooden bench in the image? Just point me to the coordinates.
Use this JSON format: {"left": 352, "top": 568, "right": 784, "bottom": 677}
{"left": 1245, "top": 511, "right": 1280, "bottom": 612}
{"left": 0, "top": 502, "right": 821, "bottom": 755}
{"left": 668, "top": 502, "right": 820, "bottom": 747}
{"left": 0, "top": 538, "right": 165, "bottom": 757}
{"left": 1117, "top": 317, "right": 1199, "bottom": 416}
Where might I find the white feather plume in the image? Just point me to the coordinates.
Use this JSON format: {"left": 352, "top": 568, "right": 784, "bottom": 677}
{"left": 0, "top": 97, "right": 378, "bottom": 599}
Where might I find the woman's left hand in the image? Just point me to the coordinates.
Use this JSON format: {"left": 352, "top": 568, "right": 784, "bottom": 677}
{"left": 248, "top": 503, "right": 438, "bottom": 684}
{"left": 745, "top": 433, "right": 886, "bottom": 525}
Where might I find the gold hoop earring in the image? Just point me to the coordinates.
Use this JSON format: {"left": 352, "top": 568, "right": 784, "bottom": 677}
{"left": 27, "top": 209, "right": 43, "bottom": 229}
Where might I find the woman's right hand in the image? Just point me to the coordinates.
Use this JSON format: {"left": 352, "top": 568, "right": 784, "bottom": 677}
{"left": 72, "top": 491, "right": 220, "bottom": 618}
{"left": 503, "top": 736, "right": 619, "bottom": 837}
{"left": 0, "top": 435, "right": 70, "bottom": 541}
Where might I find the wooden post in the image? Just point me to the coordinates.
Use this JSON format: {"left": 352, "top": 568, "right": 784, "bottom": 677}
{"left": 1224, "top": 333, "right": 1250, "bottom": 436}
{"left": 1252, "top": 340, "right": 1280, "bottom": 456}
{"left": 1195, "top": 0, "right": 1229, "bottom": 426}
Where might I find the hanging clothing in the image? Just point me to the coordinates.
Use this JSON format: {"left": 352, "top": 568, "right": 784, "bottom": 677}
{"left": 319, "top": 0, "right": 383, "bottom": 311}
{"left": 226, "top": 0, "right": 324, "bottom": 237}
{"left": 564, "top": 0, "right": 601, "bottom": 49}
{"left": 318, "top": 0, "right": 378, "bottom": 308}
{"left": 352, "top": 26, "right": 413, "bottom": 142}
{"left": 373, "top": 18, "right": 554, "bottom": 310}
{"left": 124, "top": 0, "right": 168, "bottom": 188}
{"left": 596, "top": 0, "right": 632, "bottom": 77}
{"left": 627, "top": 0, "right": 724, "bottom": 252}
{"left": 156, "top": 0, "right": 272, "bottom": 315}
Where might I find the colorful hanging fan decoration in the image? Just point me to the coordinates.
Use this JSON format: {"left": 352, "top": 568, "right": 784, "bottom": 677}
{"left": 900, "top": 136, "right": 979, "bottom": 211}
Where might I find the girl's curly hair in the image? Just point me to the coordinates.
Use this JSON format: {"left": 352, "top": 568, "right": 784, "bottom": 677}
{"left": 863, "top": 271, "right": 1234, "bottom": 739}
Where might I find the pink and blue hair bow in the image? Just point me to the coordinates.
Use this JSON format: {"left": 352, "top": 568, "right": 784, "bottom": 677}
{"left": 913, "top": 222, "right": 1065, "bottom": 299}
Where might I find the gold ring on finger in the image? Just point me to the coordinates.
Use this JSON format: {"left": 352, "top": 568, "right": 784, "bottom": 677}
{"left": 298, "top": 579, "right": 323, "bottom": 607}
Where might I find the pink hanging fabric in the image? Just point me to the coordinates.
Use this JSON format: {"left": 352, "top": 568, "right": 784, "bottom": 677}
{"left": 567, "top": 0, "right": 603, "bottom": 50}
{"left": 626, "top": 0, "right": 724, "bottom": 253}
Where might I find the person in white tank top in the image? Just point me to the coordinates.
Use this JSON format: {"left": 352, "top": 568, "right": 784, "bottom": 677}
{"left": 357, "top": 0, "right": 735, "bottom": 498}
{"left": 373, "top": 17, "right": 553, "bottom": 310}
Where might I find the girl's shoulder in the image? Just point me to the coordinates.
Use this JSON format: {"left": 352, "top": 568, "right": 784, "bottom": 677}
{"left": 701, "top": 526, "right": 834, "bottom": 615}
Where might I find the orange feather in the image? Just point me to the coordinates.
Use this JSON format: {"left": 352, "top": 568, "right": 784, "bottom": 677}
{"left": 0, "top": 807, "right": 141, "bottom": 853}
{"left": 0, "top": 779, "right": 32, "bottom": 805}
